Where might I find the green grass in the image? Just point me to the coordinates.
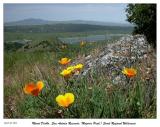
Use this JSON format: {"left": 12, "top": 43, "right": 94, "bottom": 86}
{"left": 4, "top": 38, "right": 156, "bottom": 118}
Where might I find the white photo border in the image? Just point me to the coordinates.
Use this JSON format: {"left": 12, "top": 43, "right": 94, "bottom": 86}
{"left": 0, "top": 0, "right": 159, "bottom": 127}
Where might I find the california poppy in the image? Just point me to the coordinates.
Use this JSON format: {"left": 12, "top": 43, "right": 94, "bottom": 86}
{"left": 59, "top": 57, "right": 71, "bottom": 65}
{"left": 122, "top": 67, "right": 137, "bottom": 78}
{"left": 56, "top": 93, "right": 75, "bottom": 108}
{"left": 74, "top": 64, "right": 83, "bottom": 72}
{"left": 23, "top": 81, "right": 44, "bottom": 96}
{"left": 60, "top": 69, "right": 72, "bottom": 78}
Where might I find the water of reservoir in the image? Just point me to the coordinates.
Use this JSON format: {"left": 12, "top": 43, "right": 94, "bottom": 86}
{"left": 59, "top": 34, "right": 126, "bottom": 44}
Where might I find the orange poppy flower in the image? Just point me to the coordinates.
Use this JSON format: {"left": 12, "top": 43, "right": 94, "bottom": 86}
{"left": 122, "top": 67, "right": 137, "bottom": 78}
{"left": 23, "top": 81, "right": 44, "bottom": 96}
{"left": 59, "top": 57, "right": 71, "bottom": 65}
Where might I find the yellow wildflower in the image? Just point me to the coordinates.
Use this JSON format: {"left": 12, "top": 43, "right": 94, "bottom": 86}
{"left": 66, "top": 66, "right": 75, "bottom": 72}
{"left": 74, "top": 64, "right": 83, "bottom": 71}
{"left": 56, "top": 93, "right": 75, "bottom": 108}
{"left": 60, "top": 69, "right": 72, "bottom": 78}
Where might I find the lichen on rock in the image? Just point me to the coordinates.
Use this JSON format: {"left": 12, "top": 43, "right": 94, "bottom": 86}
{"left": 82, "top": 35, "right": 152, "bottom": 85}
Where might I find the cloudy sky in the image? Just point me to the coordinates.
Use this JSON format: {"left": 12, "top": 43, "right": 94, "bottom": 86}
{"left": 4, "top": 4, "right": 128, "bottom": 23}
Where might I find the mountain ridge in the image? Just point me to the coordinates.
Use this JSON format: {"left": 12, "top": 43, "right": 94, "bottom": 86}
{"left": 5, "top": 18, "right": 133, "bottom": 27}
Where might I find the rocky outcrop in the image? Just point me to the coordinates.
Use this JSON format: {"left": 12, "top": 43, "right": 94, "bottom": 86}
{"left": 82, "top": 35, "right": 152, "bottom": 84}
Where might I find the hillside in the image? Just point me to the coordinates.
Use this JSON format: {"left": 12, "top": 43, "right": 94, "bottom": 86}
{"left": 4, "top": 34, "right": 156, "bottom": 118}
{"left": 4, "top": 24, "right": 133, "bottom": 33}
{"left": 18, "top": 39, "right": 64, "bottom": 52}
{"left": 4, "top": 37, "right": 64, "bottom": 52}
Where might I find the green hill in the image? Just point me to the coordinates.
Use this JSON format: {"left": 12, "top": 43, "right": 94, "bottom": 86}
{"left": 4, "top": 24, "right": 133, "bottom": 33}
{"left": 5, "top": 37, "right": 65, "bottom": 52}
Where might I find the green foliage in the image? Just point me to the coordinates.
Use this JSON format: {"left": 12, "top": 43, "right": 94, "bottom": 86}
{"left": 126, "top": 4, "right": 156, "bottom": 48}
{"left": 4, "top": 36, "right": 64, "bottom": 52}
{"left": 5, "top": 69, "right": 156, "bottom": 118}
{"left": 4, "top": 42, "right": 24, "bottom": 51}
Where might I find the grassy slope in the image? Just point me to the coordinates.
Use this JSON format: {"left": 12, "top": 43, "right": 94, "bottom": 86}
{"left": 4, "top": 30, "right": 132, "bottom": 42}
{"left": 4, "top": 24, "right": 133, "bottom": 42}
{"left": 4, "top": 38, "right": 156, "bottom": 118}
{"left": 4, "top": 24, "right": 155, "bottom": 118}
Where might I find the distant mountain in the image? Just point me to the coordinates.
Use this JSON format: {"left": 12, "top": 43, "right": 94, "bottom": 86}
{"left": 5, "top": 18, "right": 53, "bottom": 26}
{"left": 5, "top": 18, "right": 133, "bottom": 27}
{"left": 66, "top": 20, "right": 133, "bottom": 27}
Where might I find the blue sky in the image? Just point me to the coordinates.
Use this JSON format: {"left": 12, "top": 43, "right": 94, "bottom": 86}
{"left": 4, "top": 4, "right": 128, "bottom": 23}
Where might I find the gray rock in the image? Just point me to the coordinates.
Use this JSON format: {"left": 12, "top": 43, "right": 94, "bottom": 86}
{"left": 82, "top": 35, "right": 149, "bottom": 84}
